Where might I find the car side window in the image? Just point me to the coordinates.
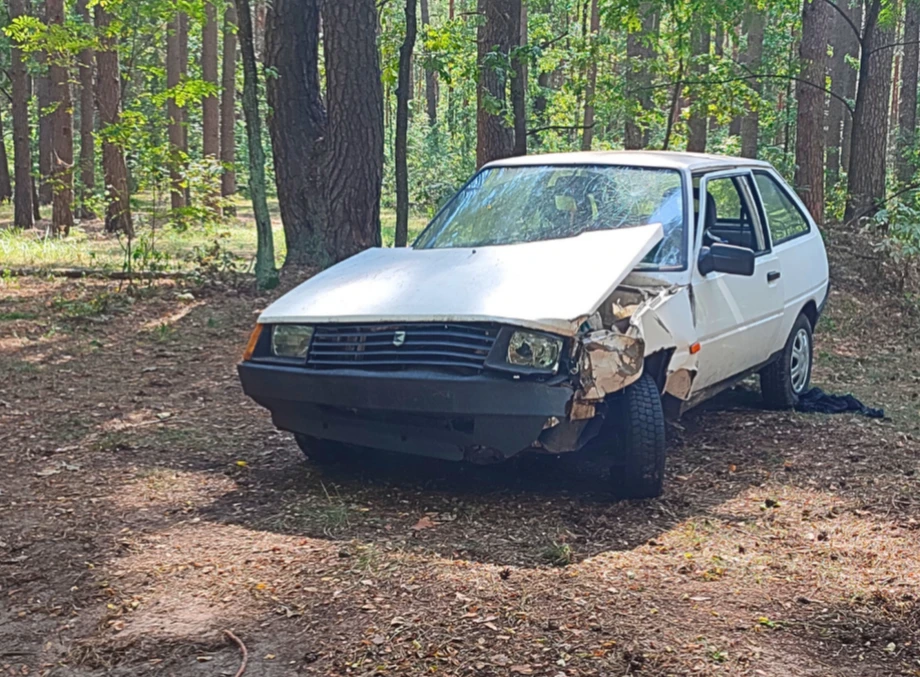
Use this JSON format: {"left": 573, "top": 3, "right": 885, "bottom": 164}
{"left": 753, "top": 171, "right": 811, "bottom": 245}
{"left": 700, "top": 176, "right": 766, "bottom": 253}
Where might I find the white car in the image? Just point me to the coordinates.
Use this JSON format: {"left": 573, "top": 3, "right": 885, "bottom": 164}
{"left": 239, "top": 151, "right": 829, "bottom": 498}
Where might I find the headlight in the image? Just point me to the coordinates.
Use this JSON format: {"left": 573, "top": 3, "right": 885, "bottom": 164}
{"left": 271, "top": 325, "right": 315, "bottom": 358}
{"left": 507, "top": 331, "right": 562, "bottom": 370}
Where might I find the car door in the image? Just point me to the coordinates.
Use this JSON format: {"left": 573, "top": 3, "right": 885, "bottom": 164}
{"left": 690, "top": 169, "right": 785, "bottom": 393}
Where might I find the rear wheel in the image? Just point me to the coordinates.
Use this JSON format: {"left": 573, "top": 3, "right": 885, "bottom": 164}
{"left": 294, "top": 434, "right": 353, "bottom": 465}
{"left": 574, "top": 372, "right": 667, "bottom": 499}
{"left": 760, "top": 313, "right": 813, "bottom": 409}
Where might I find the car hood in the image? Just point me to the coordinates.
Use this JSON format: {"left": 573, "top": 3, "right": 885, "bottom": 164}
{"left": 259, "top": 224, "right": 664, "bottom": 336}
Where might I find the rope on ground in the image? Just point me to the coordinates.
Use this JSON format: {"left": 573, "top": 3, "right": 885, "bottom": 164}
{"left": 223, "top": 629, "right": 249, "bottom": 677}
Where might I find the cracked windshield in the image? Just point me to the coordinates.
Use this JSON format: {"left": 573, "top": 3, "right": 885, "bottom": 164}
{"left": 415, "top": 165, "right": 685, "bottom": 268}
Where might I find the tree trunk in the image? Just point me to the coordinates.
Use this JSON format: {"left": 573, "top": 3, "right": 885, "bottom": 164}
{"left": 234, "top": 0, "right": 277, "bottom": 289}
{"left": 740, "top": 10, "right": 765, "bottom": 159}
{"left": 265, "top": 0, "right": 328, "bottom": 267}
{"left": 9, "top": 0, "right": 33, "bottom": 227}
{"left": 0, "top": 113, "right": 12, "bottom": 203}
{"left": 395, "top": 0, "right": 418, "bottom": 248}
{"left": 625, "top": 3, "right": 658, "bottom": 150}
{"left": 37, "top": 64, "right": 53, "bottom": 205}
{"left": 581, "top": 0, "right": 600, "bottom": 150}
{"left": 826, "top": 1, "right": 859, "bottom": 186}
{"left": 95, "top": 2, "right": 134, "bottom": 237}
{"left": 686, "top": 22, "right": 710, "bottom": 153}
{"left": 323, "top": 0, "right": 384, "bottom": 260}
{"left": 420, "top": 0, "right": 438, "bottom": 126}
{"left": 167, "top": 13, "right": 188, "bottom": 212}
{"left": 897, "top": 0, "right": 920, "bottom": 183}
{"left": 221, "top": 2, "right": 239, "bottom": 197}
{"left": 76, "top": 0, "right": 96, "bottom": 219}
{"left": 476, "top": 0, "right": 518, "bottom": 167}
{"left": 202, "top": 2, "right": 220, "bottom": 162}
{"left": 846, "top": 0, "right": 896, "bottom": 221}
{"left": 47, "top": 0, "right": 74, "bottom": 236}
{"left": 840, "top": 1, "right": 863, "bottom": 175}
{"left": 794, "top": 0, "right": 832, "bottom": 224}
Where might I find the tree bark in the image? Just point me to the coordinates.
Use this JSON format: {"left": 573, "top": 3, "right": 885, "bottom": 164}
{"left": 420, "top": 0, "right": 438, "bottom": 126}
{"left": 740, "top": 10, "right": 765, "bottom": 159}
{"left": 47, "top": 0, "right": 74, "bottom": 236}
{"left": 37, "top": 61, "right": 53, "bottom": 205}
{"left": 234, "top": 0, "right": 277, "bottom": 289}
{"left": 624, "top": 3, "right": 658, "bottom": 150}
{"left": 395, "top": 0, "right": 418, "bottom": 248}
{"left": 221, "top": 3, "right": 239, "bottom": 197}
{"left": 202, "top": 2, "right": 220, "bottom": 162}
{"left": 167, "top": 13, "right": 188, "bottom": 212}
{"left": 686, "top": 22, "right": 710, "bottom": 153}
{"left": 476, "top": 0, "right": 518, "bottom": 167}
{"left": 9, "top": 0, "right": 33, "bottom": 227}
{"left": 826, "top": 1, "right": 859, "bottom": 186}
{"left": 897, "top": 0, "right": 920, "bottom": 183}
{"left": 76, "top": 0, "right": 96, "bottom": 219}
{"left": 265, "top": 0, "right": 328, "bottom": 267}
{"left": 846, "top": 0, "right": 896, "bottom": 221}
{"left": 840, "top": 1, "right": 862, "bottom": 175}
{"left": 95, "top": 2, "right": 134, "bottom": 237}
{"left": 581, "top": 0, "right": 600, "bottom": 151}
{"left": 323, "top": 0, "right": 384, "bottom": 260}
{"left": 0, "top": 113, "right": 12, "bottom": 203}
{"left": 795, "top": 0, "right": 832, "bottom": 224}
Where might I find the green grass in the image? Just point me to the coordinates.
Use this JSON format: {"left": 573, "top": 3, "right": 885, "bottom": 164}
{"left": 0, "top": 196, "right": 429, "bottom": 272}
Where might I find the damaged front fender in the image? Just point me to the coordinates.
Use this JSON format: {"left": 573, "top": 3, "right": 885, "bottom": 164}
{"left": 577, "top": 330, "right": 646, "bottom": 400}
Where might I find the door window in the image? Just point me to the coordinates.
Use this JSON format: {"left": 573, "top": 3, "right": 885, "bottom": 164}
{"left": 753, "top": 171, "right": 811, "bottom": 245}
{"left": 698, "top": 176, "right": 766, "bottom": 253}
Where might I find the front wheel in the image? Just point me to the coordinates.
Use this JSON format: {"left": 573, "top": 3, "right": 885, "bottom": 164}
{"left": 760, "top": 313, "right": 814, "bottom": 409}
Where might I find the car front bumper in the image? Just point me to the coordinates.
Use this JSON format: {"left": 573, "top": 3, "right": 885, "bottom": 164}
{"left": 238, "top": 362, "right": 575, "bottom": 462}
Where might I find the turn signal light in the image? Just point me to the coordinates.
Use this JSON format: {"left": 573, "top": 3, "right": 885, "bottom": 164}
{"left": 243, "top": 324, "right": 264, "bottom": 361}
{"left": 690, "top": 342, "right": 702, "bottom": 355}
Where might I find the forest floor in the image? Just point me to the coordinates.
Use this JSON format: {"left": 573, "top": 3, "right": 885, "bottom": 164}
{"left": 1, "top": 221, "right": 920, "bottom": 677}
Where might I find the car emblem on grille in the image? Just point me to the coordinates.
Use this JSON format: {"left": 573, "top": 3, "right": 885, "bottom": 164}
{"left": 392, "top": 331, "right": 407, "bottom": 347}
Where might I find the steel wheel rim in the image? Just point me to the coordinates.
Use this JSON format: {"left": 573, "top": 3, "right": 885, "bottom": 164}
{"left": 790, "top": 328, "right": 811, "bottom": 394}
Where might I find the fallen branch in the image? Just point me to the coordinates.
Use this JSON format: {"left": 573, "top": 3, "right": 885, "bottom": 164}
{"left": 2, "top": 267, "right": 195, "bottom": 280}
{"left": 224, "top": 630, "right": 249, "bottom": 677}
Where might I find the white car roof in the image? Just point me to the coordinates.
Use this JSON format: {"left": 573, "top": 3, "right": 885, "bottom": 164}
{"left": 484, "top": 150, "right": 773, "bottom": 173}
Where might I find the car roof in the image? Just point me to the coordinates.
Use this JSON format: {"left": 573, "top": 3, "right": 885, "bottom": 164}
{"left": 484, "top": 150, "right": 774, "bottom": 173}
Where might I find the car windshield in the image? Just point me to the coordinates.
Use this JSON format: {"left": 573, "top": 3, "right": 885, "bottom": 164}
{"left": 414, "top": 165, "right": 686, "bottom": 269}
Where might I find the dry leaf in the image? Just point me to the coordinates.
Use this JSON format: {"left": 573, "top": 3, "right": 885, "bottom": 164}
{"left": 411, "top": 516, "right": 437, "bottom": 531}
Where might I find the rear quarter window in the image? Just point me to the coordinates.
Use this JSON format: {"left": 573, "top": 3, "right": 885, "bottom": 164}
{"left": 753, "top": 171, "right": 811, "bottom": 245}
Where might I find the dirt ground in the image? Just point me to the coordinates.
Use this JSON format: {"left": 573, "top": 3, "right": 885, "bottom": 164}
{"left": 2, "top": 235, "right": 920, "bottom": 676}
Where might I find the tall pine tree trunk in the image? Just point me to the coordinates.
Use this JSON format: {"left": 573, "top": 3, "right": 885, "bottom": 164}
{"left": 826, "top": 1, "right": 859, "bottom": 187}
{"left": 624, "top": 3, "right": 658, "bottom": 150}
{"left": 323, "top": 0, "right": 384, "bottom": 260}
{"left": 840, "top": 1, "right": 862, "bottom": 177}
{"left": 0, "top": 113, "right": 12, "bottom": 203}
{"left": 420, "top": 0, "right": 438, "bottom": 126}
{"left": 846, "top": 0, "right": 896, "bottom": 221}
{"left": 794, "top": 0, "right": 832, "bottom": 224}
{"left": 395, "top": 0, "right": 418, "bottom": 248}
{"left": 897, "top": 0, "right": 920, "bottom": 183}
{"left": 234, "top": 0, "right": 277, "bottom": 289}
{"left": 76, "top": 0, "right": 96, "bottom": 219}
{"left": 265, "top": 0, "right": 328, "bottom": 267}
{"left": 581, "top": 0, "right": 600, "bottom": 150}
{"left": 9, "top": 0, "right": 32, "bottom": 227}
{"left": 48, "top": 0, "right": 74, "bottom": 236}
{"left": 95, "top": 2, "right": 133, "bottom": 236}
{"left": 37, "top": 63, "right": 53, "bottom": 206}
{"left": 476, "top": 0, "right": 517, "bottom": 166}
{"left": 221, "top": 3, "right": 238, "bottom": 197}
{"left": 686, "top": 22, "right": 710, "bottom": 153}
{"left": 740, "top": 10, "right": 764, "bottom": 158}
{"left": 202, "top": 2, "right": 220, "bottom": 175}
{"left": 167, "top": 13, "right": 188, "bottom": 212}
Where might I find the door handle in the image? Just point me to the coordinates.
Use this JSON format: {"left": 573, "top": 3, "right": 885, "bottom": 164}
{"left": 767, "top": 271, "right": 781, "bottom": 282}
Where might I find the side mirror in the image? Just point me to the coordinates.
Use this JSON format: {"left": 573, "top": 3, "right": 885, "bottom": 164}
{"left": 699, "top": 243, "right": 756, "bottom": 277}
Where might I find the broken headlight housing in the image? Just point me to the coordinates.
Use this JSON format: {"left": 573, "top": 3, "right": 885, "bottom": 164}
{"left": 507, "top": 331, "right": 562, "bottom": 371}
{"left": 271, "top": 324, "right": 315, "bottom": 359}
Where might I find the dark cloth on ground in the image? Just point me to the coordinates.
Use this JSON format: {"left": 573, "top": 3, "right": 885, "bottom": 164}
{"left": 795, "top": 388, "right": 884, "bottom": 419}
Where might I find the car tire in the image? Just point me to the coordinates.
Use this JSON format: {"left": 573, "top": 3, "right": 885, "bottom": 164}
{"left": 760, "top": 313, "right": 813, "bottom": 409}
{"left": 573, "top": 372, "right": 667, "bottom": 499}
{"left": 294, "top": 434, "right": 351, "bottom": 465}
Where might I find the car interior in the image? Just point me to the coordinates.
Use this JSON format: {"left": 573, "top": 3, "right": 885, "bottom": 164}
{"left": 694, "top": 176, "right": 763, "bottom": 252}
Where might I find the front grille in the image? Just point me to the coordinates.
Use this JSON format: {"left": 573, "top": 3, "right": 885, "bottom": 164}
{"left": 307, "top": 323, "right": 500, "bottom": 372}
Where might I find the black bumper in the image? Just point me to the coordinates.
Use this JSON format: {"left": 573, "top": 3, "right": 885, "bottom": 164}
{"left": 238, "top": 362, "right": 574, "bottom": 461}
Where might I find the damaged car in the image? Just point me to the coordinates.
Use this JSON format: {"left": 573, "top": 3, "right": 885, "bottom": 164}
{"left": 239, "top": 151, "right": 829, "bottom": 498}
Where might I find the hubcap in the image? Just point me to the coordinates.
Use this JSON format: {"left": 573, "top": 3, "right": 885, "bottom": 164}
{"left": 790, "top": 328, "right": 811, "bottom": 394}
